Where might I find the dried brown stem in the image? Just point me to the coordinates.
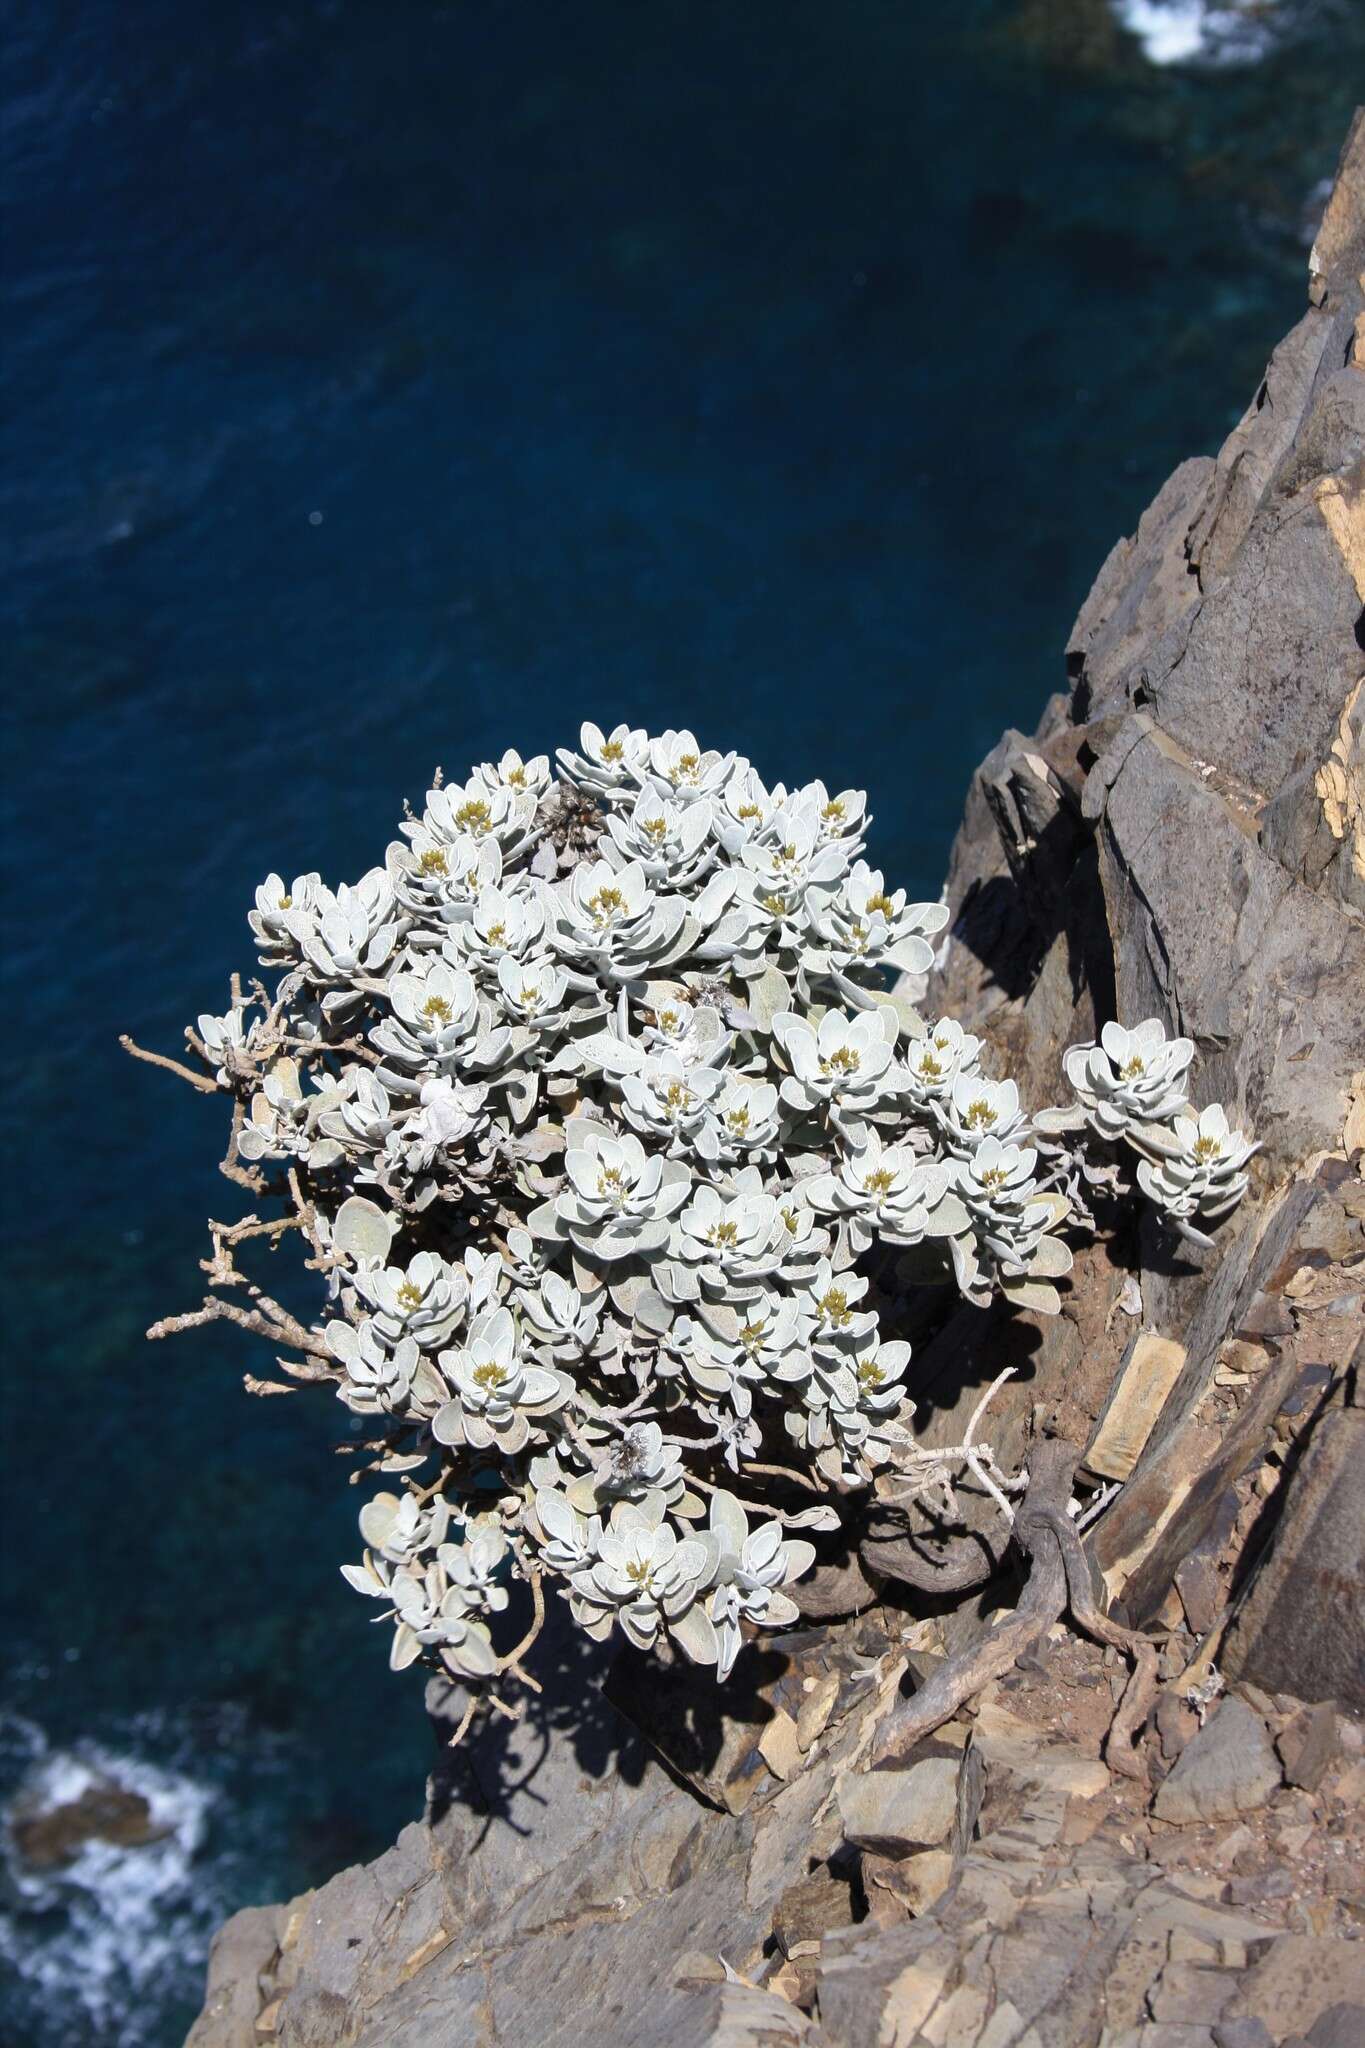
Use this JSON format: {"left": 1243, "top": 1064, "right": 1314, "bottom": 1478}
{"left": 497, "top": 1568, "right": 546, "bottom": 1676}
{"left": 119, "top": 1034, "right": 219, "bottom": 1095}
{"left": 445, "top": 1693, "right": 478, "bottom": 1748}
{"left": 220, "top": 1102, "right": 268, "bottom": 1193}
{"left": 741, "top": 1460, "right": 824, "bottom": 1493}
{"left": 147, "top": 1295, "right": 334, "bottom": 1375}
{"left": 209, "top": 1213, "right": 305, "bottom": 1248}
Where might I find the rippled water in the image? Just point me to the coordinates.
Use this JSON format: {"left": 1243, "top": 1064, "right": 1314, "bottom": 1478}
{"left": 1, "top": 2, "right": 1358, "bottom": 2041}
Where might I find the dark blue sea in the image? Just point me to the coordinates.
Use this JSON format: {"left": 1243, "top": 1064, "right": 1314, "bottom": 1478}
{"left": 1, "top": 2, "right": 1358, "bottom": 2040}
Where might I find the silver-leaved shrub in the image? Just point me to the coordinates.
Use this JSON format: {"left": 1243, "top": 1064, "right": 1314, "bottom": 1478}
{"left": 154, "top": 725, "right": 1257, "bottom": 1700}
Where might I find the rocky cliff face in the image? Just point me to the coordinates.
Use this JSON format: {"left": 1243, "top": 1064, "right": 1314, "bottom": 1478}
{"left": 187, "top": 117, "right": 1365, "bottom": 2048}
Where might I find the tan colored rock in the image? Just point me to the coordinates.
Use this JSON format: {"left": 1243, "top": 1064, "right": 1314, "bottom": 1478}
{"left": 796, "top": 1672, "right": 840, "bottom": 1752}
{"left": 867, "top": 1848, "right": 956, "bottom": 1919}
{"left": 1084, "top": 1332, "right": 1188, "bottom": 1481}
{"left": 758, "top": 1707, "right": 803, "bottom": 1784}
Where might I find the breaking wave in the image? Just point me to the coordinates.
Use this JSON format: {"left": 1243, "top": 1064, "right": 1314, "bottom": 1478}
{"left": 0, "top": 1716, "right": 225, "bottom": 2048}
{"left": 1110, "top": 0, "right": 1289, "bottom": 65}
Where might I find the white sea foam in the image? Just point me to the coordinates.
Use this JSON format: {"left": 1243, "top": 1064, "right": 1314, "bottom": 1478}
{"left": 0, "top": 1717, "right": 223, "bottom": 2045}
{"left": 1111, "top": 0, "right": 1286, "bottom": 65}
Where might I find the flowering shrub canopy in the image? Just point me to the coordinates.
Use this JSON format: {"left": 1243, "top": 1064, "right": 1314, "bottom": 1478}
{"left": 170, "top": 725, "right": 1256, "bottom": 1695}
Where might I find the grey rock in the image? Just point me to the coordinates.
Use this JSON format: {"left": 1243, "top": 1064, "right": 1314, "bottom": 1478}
{"left": 817, "top": 1920, "right": 962, "bottom": 2047}
{"left": 1153, "top": 1700, "right": 1282, "bottom": 1827}
{"left": 1175, "top": 1551, "right": 1223, "bottom": 1641}
{"left": 1224, "top": 1936, "right": 1365, "bottom": 2043}
{"left": 1223, "top": 1407, "right": 1365, "bottom": 1712}
{"left": 1213, "top": 2022, "right": 1275, "bottom": 2048}
{"left": 1280, "top": 1701, "right": 1343, "bottom": 1794}
{"left": 682, "top": 1982, "right": 826, "bottom": 2043}
{"left": 184, "top": 1905, "right": 284, "bottom": 2048}
{"left": 836, "top": 1757, "right": 960, "bottom": 1855}
{"left": 1305, "top": 2005, "right": 1365, "bottom": 2048}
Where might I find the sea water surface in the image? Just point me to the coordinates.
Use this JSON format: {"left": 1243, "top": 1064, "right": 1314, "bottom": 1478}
{"left": 1, "top": 2, "right": 1358, "bottom": 2041}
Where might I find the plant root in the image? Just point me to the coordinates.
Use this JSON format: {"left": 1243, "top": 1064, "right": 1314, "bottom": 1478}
{"left": 871, "top": 1442, "right": 1166, "bottom": 1773}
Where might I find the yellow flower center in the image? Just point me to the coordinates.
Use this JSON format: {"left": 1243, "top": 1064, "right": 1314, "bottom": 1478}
{"left": 979, "top": 1167, "right": 1006, "bottom": 1190}
{"left": 857, "top": 1360, "right": 885, "bottom": 1391}
{"left": 643, "top": 816, "right": 669, "bottom": 843}
{"left": 823, "top": 799, "right": 845, "bottom": 823}
{"left": 419, "top": 848, "right": 449, "bottom": 876}
{"left": 1121, "top": 1055, "right": 1146, "bottom": 1080}
{"left": 819, "top": 1287, "right": 851, "bottom": 1326}
{"left": 761, "top": 893, "right": 788, "bottom": 917}
{"left": 917, "top": 1050, "right": 944, "bottom": 1079}
{"left": 863, "top": 1167, "right": 896, "bottom": 1196}
{"left": 709, "top": 1221, "right": 740, "bottom": 1249}
{"left": 737, "top": 802, "right": 761, "bottom": 821}
{"left": 454, "top": 799, "right": 493, "bottom": 834}
{"left": 963, "top": 1099, "right": 996, "bottom": 1129}
{"left": 819, "top": 1046, "right": 861, "bottom": 1078}
{"left": 422, "top": 996, "right": 454, "bottom": 1024}
{"left": 663, "top": 1081, "right": 692, "bottom": 1116}
{"left": 727, "top": 1106, "right": 751, "bottom": 1134}
{"left": 1193, "top": 1135, "right": 1223, "bottom": 1161}
{"left": 506, "top": 766, "right": 526, "bottom": 787}
{"left": 485, "top": 921, "right": 507, "bottom": 947}
{"left": 520, "top": 982, "right": 540, "bottom": 1005}
{"left": 739, "top": 1319, "right": 767, "bottom": 1354}
{"left": 675, "top": 751, "right": 700, "bottom": 783}
{"left": 625, "top": 1557, "right": 654, "bottom": 1585}
{"left": 587, "top": 885, "right": 626, "bottom": 927}
{"left": 279, "top": 893, "right": 292, "bottom": 909}
{"left": 597, "top": 1166, "right": 629, "bottom": 1204}
{"left": 866, "top": 891, "right": 894, "bottom": 918}
{"left": 471, "top": 1359, "right": 507, "bottom": 1390}
{"left": 600, "top": 737, "right": 624, "bottom": 762}
{"left": 396, "top": 1281, "right": 424, "bottom": 1311}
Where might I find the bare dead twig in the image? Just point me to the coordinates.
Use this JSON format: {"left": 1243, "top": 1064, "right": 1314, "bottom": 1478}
{"left": 740, "top": 1460, "right": 824, "bottom": 1494}
{"left": 863, "top": 1368, "right": 1020, "bottom": 1596}
{"left": 497, "top": 1568, "right": 546, "bottom": 1677}
{"left": 147, "top": 1295, "right": 334, "bottom": 1374}
{"left": 445, "top": 1692, "right": 478, "bottom": 1748}
{"left": 209, "top": 1213, "right": 306, "bottom": 1248}
{"left": 119, "top": 1034, "right": 219, "bottom": 1095}
{"left": 220, "top": 1101, "right": 268, "bottom": 1193}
